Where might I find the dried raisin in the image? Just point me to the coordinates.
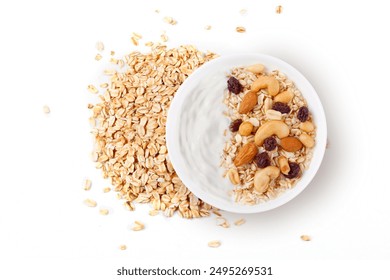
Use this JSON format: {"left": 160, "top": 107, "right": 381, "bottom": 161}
{"left": 263, "top": 137, "right": 277, "bottom": 151}
{"left": 229, "top": 119, "right": 243, "bottom": 132}
{"left": 227, "top": 77, "right": 242, "bottom": 94}
{"left": 297, "top": 106, "right": 309, "bottom": 122}
{"left": 284, "top": 162, "right": 301, "bottom": 179}
{"left": 254, "top": 152, "right": 270, "bottom": 168}
{"left": 272, "top": 102, "right": 291, "bottom": 114}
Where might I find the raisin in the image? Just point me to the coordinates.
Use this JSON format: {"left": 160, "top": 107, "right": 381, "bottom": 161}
{"left": 297, "top": 106, "right": 309, "bottom": 122}
{"left": 229, "top": 119, "right": 243, "bottom": 132}
{"left": 284, "top": 162, "right": 301, "bottom": 179}
{"left": 254, "top": 152, "right": 270, "bottom": 168}
{"left": 263, "top": 137, "right": 277, "bottom": 151}
{"left": 227, "top": 77, "right": 242, "bottom": 94}
{"left": 272, "top": 102, "right": 291, "bottom": 114}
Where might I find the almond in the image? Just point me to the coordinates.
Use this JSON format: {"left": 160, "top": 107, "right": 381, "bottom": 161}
{"left": 239, "top": 91, "right": 257, "bottom": 114}
{"left": 233, "top": 142, "right": 258, "bottom": 167}
{"left": 280, "top": 137, "right": 303, "bottom": 152}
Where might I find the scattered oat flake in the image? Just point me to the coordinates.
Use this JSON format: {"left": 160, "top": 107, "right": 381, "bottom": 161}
{"left": 103, "top": 69, "right": 116, "bottom": 75}
{"left": 212, "top": 210, "right": 222, "bottom": 216}
{"left": 99, "top": 83, "right": 108, "bottom": 88}
{"left": 163, "top": 16, "right": 177, "bottom": 25}
{"left": 131, "top": 37, "right": 139, "bottom": 46}
{"left": 87, "top": 84, "right": 98, "bottom": 94}
{"left": 240, "top": 9, "right": 247, "bottom": 15}
{"left": 124, "top": 201, "right": 135, "bottom": 211}
{"left": 43, "top": 105, "right": 50, "bottom": 114}
{"left": 234, "top": 218, "right": 246, "bottom": 226}
{"left": 301, "top": 235, "right": 311, "bottom": 241}
{"left": 149, "top": 209, "right": 159, "bottom": 216}
{"left": 155, "top": 9, "right": 160, "bottom": 13}
{"left": 132, "top": 221, "right": 145, "bottom": 231}
{"left": 160, "top": 33, "right": 168, "bottom": 42}
{"left": 96, "top": 41, "right": 104, "bottom": 52}
{"left": 103, "top": 187, "right": 111, "bottom": 193}
{"left": 205, "top": 25, "right": 212, "bottom": 30}
{"left": 95, "top": 53, "right": 102, "bottom": 61}
{"left": 236, "top": 26, "right": 246, "bottom": 33}
{"left": 84, "top": 179, "right": 92, "bottom": 191}
{"left": 276, "top": 5, "right": 283, "bottom": 14}
{"left": 99, "top": 209, "right": 109, "bottom": 215}
{"left": 110, "top": 51, "right": 115, "bottom": 56}
{"left": 132, "top": 32, "right": 142, "bottom": 39}
{"left": 145, "top": 41, "right": 154, "bottom": 47}
{"left": 216, "top": 217, "right": 230, "bottom": 228}
{"left": 119, "top": 245, "right": 127, "bottom": 250}
{"left": 83, "top": 199, "right": 97, "bottom": 207}
{"left": 208, "top": 240, "right": 221, "bottom": 248}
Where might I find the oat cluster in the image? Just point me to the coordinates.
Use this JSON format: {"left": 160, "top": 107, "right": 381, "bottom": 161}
{"left": 90, "top": 44, "right": 218, "bottom": 218}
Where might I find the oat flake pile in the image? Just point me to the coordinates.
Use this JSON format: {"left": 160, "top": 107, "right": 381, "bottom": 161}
{"left": 90, "top": 44, "right": 218, "bottom": 218}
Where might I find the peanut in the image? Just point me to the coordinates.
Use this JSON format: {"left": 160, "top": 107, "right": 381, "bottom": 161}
{"left": 246, "top": 64, "right": 265, "bottom": 74}
{"left": 239, "top": 121, "right": 254, "bottom": 136}
{"left": 227, "top": 169, "right": 240, "bottom": 185}
{"left": 274, "top": 90, "right": 294, "bottom": 103}
{"left": 299, "top": 121, "right": 315, "bottom": 132}
{"left": 254, "top": 166, "right": 280, "bottom": 193}
{"left": 299, "top": 133, "right": 315, "bottom": 148}
{"left": 278, "top": 156, "right": 290, "bottom": 175}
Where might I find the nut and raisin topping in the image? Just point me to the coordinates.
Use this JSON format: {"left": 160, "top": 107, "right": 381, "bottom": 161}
{"left": 221, "top": 64, "right": 316, "bottom": 205}
{"left": 284, "top": 162, "right": 301, "bottom": 179}
{"left": 254, "top": 152, "right": 270, "bottom": 168}
{"left": 272, "top": 102, "right": 291, "bottom": 114}
{"left": 297, "top": 106, "right": 309, "bottom": 122}
{"left": 227, "top": 77, "right": 243, "bottom": 94}
{"left": 229, "top": 119, "right": 243, "bottom": 132}
{"left": 263, "top": 137, "right": 277, "bottom": 151}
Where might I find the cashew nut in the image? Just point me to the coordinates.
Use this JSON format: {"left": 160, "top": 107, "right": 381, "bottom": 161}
{"left": 251, "top": 76, "right": 280, "bottom": 96}
{"left": 254, "top": 120, "right": 290, "bottom": 146}
{"left": 274, "top": 90, "right": 294, "bottom": 103}
{"left": 246, "top": 64, "right": 265, "bottom": 74}
{"left": 254, "top": 166, "right": 280, "bottom": 193}
{"left": 299, "top": 133, "right": 315, "bottom": 148}
{"left": 277, "top": 156, "right": 290, "bottom": 175}
{"left": 299, "top": 121, "right": 315, "bottom": 132}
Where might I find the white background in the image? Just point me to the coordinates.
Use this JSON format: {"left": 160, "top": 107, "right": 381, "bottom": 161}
{"left": 0, "top": 0, "right": 389, "bottom": 279}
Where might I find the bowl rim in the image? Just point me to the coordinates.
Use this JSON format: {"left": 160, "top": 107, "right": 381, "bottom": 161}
{"left": 166, "top": 53, "right": 327, "bottom": 213}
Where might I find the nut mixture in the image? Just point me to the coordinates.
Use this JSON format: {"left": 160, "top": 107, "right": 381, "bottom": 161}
{"left": 90, "top": 44, "right": 218, "bottom": 218}
{"left": 221, "top": 64, "right": 316, "bottom": 204}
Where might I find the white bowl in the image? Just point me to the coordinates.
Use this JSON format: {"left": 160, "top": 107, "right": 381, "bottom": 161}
{"left": 166, "top": 53, "right": 327, "bottom": 213}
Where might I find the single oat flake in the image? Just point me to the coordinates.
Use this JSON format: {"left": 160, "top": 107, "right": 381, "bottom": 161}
{"left": 96, "top": 41, "right": 104, "bottom": 52}
{"left": 208, "top": 240, "right": 221, "bottom": 248}
{"left": 276, "top": 5, "right": 283, "bottom": 14}
{"left": 83, "top": 199, "right": 97, "bottom": 207}
{"left": 87, "top": 84, "right": 98, "bottom": 94}
{"left": 163, "top": 16, "right": 177, "bottom": 25}
{"left": 236, "top": 26, "right": 246, "bottom": 33}
{"left": 99, "top": 209, "right": 109, "bottom": 215}
{"left": 43, "top": 105, "right": 50, "bottom": 114}
{"left": 84, "top": 179, "right": 92, "bottom": 191}
{"left": 301, "top": 235, "right": 311, "bottom": 241}
{"left": 119, "top": 244, "right": 127, "bottom": 250}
